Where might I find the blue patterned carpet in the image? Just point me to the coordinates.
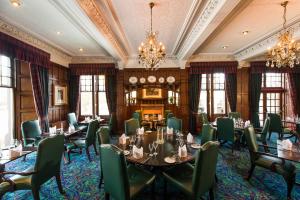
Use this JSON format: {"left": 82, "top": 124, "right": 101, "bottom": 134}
{"left": 2, "top": 135, "right": 300, "bottom": 200}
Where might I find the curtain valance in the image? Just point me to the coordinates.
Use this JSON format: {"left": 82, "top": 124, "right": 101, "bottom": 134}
{"left": 189, "top": 61, "right": 238, "bottom": 74}
{"left": 250, "top": 61, "right": 300, "bottom": 73}
{"left": 0, "top": 32, "right": 50, "bottom": 67}
{"left": 69, "top": 63, "right": 117, "bottom": 75}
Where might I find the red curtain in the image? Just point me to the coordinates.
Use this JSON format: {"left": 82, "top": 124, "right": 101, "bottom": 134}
{"left": 69, "top": 63, "right": 116, "bottom": 75}
{"left": 288, "top": 73, "right": 300, "bottom": 116}
{"left": 189, "top": 61, "right": 238, "bottom": 74}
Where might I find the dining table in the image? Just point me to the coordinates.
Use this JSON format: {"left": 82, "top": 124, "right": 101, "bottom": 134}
{"left": 116, "top": 131, "right": 198, "bottom": 168}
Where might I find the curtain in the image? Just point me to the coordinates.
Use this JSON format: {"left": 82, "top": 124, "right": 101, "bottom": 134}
{"left": 70, "top": 63, "right": 116, "bottom": 75}
{"left": 190, "top": 61, "right": 238, "bottom": 74}
{"left": 225, "top": 73, "right": 237, "bottom": 112}
{"left": 30, "top": 64, "right": 49, "bottom": 132}
{"left": 105, "top": 75, "right": 117, "bottom": 133}
{"left": 188, "top": 74, "right": 202, "bottom": 134}
{"left": 288, "top": 73, "right": 300, "bottom": 116}
{"left": 69, "top": 75, "right": 80, "bottom": 114}
{"left": 249, "top": 73, "right": 262, "bottom": 128}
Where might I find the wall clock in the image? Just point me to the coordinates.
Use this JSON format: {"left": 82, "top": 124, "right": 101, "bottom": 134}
{"left": 129, "top": 76, "right": 138, "bottom": 84}
{"left": 147, "top": 76, "right": 156, "bottom": 83}
{"left": 166, "top": 76, "right": 175, "bottom": 84}
{"left": 140, "top": 77, "right": 146, "bottom": 84}
{"left": 158, "top": 77, "right": 165, "bottom": 83}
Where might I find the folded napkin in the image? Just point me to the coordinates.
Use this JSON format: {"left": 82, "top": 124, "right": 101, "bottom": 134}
{"left": 68, "top": 125, "right": 75, "bottom": 133}
{"left": 167, "top": 127, "right": 173, "bottom": 135}
{"left": 119, "top": 133, "right": 127, "bottom": 145}
{"left": 282, "top": 139, "right": 293, "bottom": 150}
{"left": 137, "top": 127, "right": 144, "bottom": 135}
{"left": 178, "top": 145, "right": 187, "bottom": 158}
{"left": 187, "top": 133, "right": 194, "bottom": 143}
{"left": 49, "top": 126, "right": 57, "bottom": 135}
{"left": 244, "top": 120, "right": 251, "bottom": 128}
{"left": 132, "top": 145, "right": 143, "bottom": 159}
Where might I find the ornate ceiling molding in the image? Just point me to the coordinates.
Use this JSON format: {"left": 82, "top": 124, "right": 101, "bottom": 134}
{"left": 188, "top": 53, "right": 235, "bottom": 62}
{"left": 234, "top": 19, "right": 300, "bottom": 61}
{"left": 71, "top": 56, "right": 115, "bottom": 64}
{"left": 76, "top": 0, "right": 128, "bottom": 63}
{"left": 0, "top": 19, "right": 72, "bottom": 67}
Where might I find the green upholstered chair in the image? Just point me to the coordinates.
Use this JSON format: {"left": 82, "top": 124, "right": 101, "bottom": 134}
{"left": 201, "top": 124, "right": 216, "bottom": 145}
{"left": 268, "top": 113, "right": 294, "bottom": 140}
{"left": 244, "top": 126, "right": 296, "bottom": 199}
{"left": 162, "top": 141, "right": 219, "bottom": 200}
{"left": 200, "top": 113, "right": 209, "bottom": 124}
{"left": 167, "top": 117, "right": 182, "bottom": 132}
{"left": 228, "top": 112, "right": 241, "bottom": 120}
{"left": 67, "top": 112, "right": 88, "bottom": 132}
{"left": 255, "top": 117, "right": 270, "bottom": 149}
{"left": 132, "top": 111, "right": 142, "bottom": 123}
{"left": 100, "top": 144, "right": 156, "bottom": 200}
{"left": 21, "top": 120, "right": 42, "bottom": 147}
{"left": 164, "top": 110, "right": 172, "bottom": 119}
{"left": 124, "top": 118, "right": 140, "bottom": 136}
{"left": 0, "top": 180, "right": 13, "bottom": 198}
{"left": 216, "top": 117, "right": 240, "bottom": 153}
{"left": 1, "top": 135, "right": 65, "bottom": 200}
{"left": 167, "top": 113, "right": 174, "bottom": 119}
{"left": 69, "top": 120, "right": 99, "bottom": 162}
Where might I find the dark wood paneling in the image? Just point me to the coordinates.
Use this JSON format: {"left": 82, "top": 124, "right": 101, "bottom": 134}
{"left": 236, "top": 68, "right": 250, "bottom": 120}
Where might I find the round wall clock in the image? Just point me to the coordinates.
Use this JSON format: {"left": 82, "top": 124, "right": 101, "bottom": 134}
{"left": 158, "top": 77, "right": 165, "bottom": 83}
{"left": 147, "top": 76, "right": 156, "bottom": 83}
{"left": 166, "top": 76, "right": 175, "bottom": 84}
{"left": 129, "top": 76, "right": 138, "bottom": 84}
{"left": 140, "top": 77, "right": 146, "bottom": 84}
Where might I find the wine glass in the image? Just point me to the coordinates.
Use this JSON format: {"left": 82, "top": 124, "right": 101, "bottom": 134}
{"left": 148, "top": 143, "right": 153, "bottom": 157}
{"left": 153, "top": 142, "right": 158, "bottom": 156}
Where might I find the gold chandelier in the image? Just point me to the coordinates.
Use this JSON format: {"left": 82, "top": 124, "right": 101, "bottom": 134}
{"left": 138, "top": 2, "right": 166, "bottom": 70}
{"left": 266, "top": 1, "right": 300, "bottom": 68}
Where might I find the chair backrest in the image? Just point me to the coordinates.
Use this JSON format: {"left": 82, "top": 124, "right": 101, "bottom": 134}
{"left": 132, "top": 112, "right": 141, "bottom": 123}
{"left": 167, "top": 112, "right": 174, "bottom": 119}
{"left": 167, "top": 117, "right": 182, "bottom": 132}
{"left": 164, "top": 110, "right": 172, "bottom": 119}
{"left": 228, "top": 112, "right": 241, "bottom": 120}
{"left": 67, "top": 112, "right": 78, "bottom": 128}
{"left": 216, "top": 117, "right": 234, "bottom": 142}
{"left": 97, "top": 126, "right": 110, "bottom": 145}
{"left": 100, "top": 144, "right": 130, "bottom": 200}
{"left": 32, "top": 134, "right": 64, "bottom": 186}
{"left": 200, "top": 113, "right": 208, "bottom": 124}
{"left": 260, "top": 117, "right": 270, "bottom": 143}
{"left": 244, "top": 125, "right": 259, "bottom": 153}
{"left": 201, "top": 124, "right": 215, "bottom": 145}
{"left": 21, "top": 120, "right": 42, "bottom": 146}
{"left": 124, "top": 118, "right": 140, "bottom": 136}
{"left": 192, "top": 141, "right": 219, "bottom": 198}
{"left": 268, "top": 113, "right": 283, "bottom": 134}
{"left": 85, "top": 120, "right": 99, "bottom": 146}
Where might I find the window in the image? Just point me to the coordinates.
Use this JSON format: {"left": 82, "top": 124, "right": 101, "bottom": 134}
{"left": 258, "top": 73, "right": 286, "bottom": 126}
{"left": 0, "top": 55, "right": 14, "bottom": 148}
{"left": 80, "top": 75, "right": 109, "bottom": 117}
{"left": 198, "top": 73, "right": 227, "bottom": 119}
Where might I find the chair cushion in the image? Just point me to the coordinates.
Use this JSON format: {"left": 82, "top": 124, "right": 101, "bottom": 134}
{"left": 162, "top": 163, "right": 194, "bottom": 195}
{"left": 10, "top": 167, "right": 34, "bottom": 190}
{"left": 73, "top": 139, "right": 86, "bottom": 148}
{"left": 127, "top": 165, "right": 155, "bottom": 199}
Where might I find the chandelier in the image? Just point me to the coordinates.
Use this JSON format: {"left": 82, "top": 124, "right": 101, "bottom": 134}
{"left": 266, "top": 1, "right": 300, "bottom": 68}
{"left": 138, "top": 2, "right": 166, "bottom": 70}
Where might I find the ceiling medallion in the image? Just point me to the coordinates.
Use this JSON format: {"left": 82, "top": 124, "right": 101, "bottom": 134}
{"left": 138, "top": 2, "right": 166, "bottom": 71}
{"left": 266, "top": 1, "right": 300, "bottom": 68}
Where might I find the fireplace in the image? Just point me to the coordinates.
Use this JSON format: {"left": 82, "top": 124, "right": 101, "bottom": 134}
{"left": 141, "top": 104, "right": 164, "bottom": 120}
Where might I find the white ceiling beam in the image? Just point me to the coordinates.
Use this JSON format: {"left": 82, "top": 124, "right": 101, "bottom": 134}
{"left": 176, "top": 0, "right": 242, "bottom": 60}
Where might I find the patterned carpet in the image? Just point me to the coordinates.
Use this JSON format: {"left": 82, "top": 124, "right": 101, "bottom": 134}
{"left": 2, "top": 135, "right": 300, "bottom": 200}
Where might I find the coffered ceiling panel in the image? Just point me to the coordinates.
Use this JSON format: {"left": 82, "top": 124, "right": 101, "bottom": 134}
{"left": 0, "top": 0, "right": 110, "bottom": 57}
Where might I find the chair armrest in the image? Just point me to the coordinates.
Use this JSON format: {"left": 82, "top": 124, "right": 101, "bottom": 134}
{"left": 0, "top": 171, "right": 36, "bottom": 176}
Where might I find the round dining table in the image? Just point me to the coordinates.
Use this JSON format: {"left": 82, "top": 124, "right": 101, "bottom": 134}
{"left": 116, "top": 132, "right": 198, "bottom": 167}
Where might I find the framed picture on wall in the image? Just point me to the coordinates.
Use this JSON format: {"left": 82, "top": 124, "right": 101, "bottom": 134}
{"left": 53, "top": 85, "right": 68, "bottom": 105}
{"left": 142, "top": 88, "right": 162, "bottom": 99}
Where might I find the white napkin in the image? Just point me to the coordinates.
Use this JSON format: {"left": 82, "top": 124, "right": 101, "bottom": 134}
{"left": 132, "top": 145, "right": 143, "bottom": 159}
{"left": 138, "top": 127, "right": 144, "bottom": 135}
{"left": 178, "top": 145, "right": 187, "bottom": 158}
{"left": 68, "top": 125, "right": 75, "bottom": 133}
{"left": 49, "top": 126, "right": 57, "bottom": 135}
{"left": 167, "top": 127, "right": 173, "bottom": 135}
{"left": 282, "top": 139, "right": 293, "bottom": 150}
{"left": 244, "top": 120, "right": 251, "bottom": 128}
{"left": 119, "top": 133, "right": 127, "bottom": 145}
{"left": 187, "top": 133, "right": 194, "bottom": 143}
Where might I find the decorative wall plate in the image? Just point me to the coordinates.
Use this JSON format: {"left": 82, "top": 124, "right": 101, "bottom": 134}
{"left": 166, "top": 76, "right": 175, "bottom": 83}
{"left": 129, "top": 76, "right": 138, "bottom": 84}
{"left": 158, "top": 77, "right": 165, "bottom": 83}
{"left": 140, "top": 77, "right": 146, "bottom": 84}
{"left": 147, "top": 76, "right": 156, "bottom": 83}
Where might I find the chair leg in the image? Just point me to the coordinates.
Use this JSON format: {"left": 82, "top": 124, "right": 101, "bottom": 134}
{"left": 32, "top": 188, "right": 40, "bottom": 200}
{"left": 68, "top": 150, "right": 71, "bottom": 163}
{"left": 55, "top": 173, "right": 66, "bottom": 195}
{"left": 99, "top": 170, "right": 103, "bottom": 188}
{"left": 215, "top": 174, "right": 218, "bottom": 183}
{"left": 209, "top": 188, "right": 214, "bottom": 200}
{"left": 93, "top": 144, "right": 98, "bottom": 155}
{"left": 105, "top": 192, "right": 110, "bottom": 200}
{"left": 22, "top": 155, "right": 27, "bottom": 162}
{"left": 246, "top": 164, "right": 256, "bottom": 180}
{"left": 86, "top": 147, "right": 91, "bottom": 161}
{"left": 284, "top": 175, "right": 295, "bottom": 200}
{"left": 268, "top": 131, "right": 272, "bottom": 140}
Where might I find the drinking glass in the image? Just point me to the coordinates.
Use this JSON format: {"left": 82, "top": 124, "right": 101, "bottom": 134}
{"left": 148, "top": 143, "right": 153, "bottom": 157}
{"left": 153, "top": 142, "right": 158, "bottom": 156}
